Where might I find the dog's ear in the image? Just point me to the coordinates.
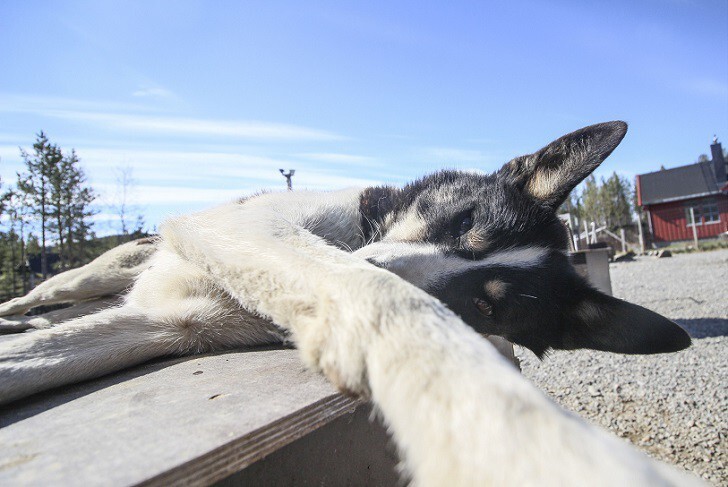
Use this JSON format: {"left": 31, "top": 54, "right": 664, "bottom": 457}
{"left": 499, "top": 121, "right": 628, "bottom": 208}
{"left": 360, "top": 185, "right": 400, "bottom": 240}
{"left": 561, "top": 279, "right": 691, "bottom": 355}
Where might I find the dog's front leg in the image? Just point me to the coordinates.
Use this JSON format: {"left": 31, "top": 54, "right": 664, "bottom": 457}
{"left": 160, "top": 195, "right": 402, "bottom": 394}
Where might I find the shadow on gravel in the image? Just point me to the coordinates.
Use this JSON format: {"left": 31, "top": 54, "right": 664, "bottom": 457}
{"left": 675, "top": 318, "right": 728, "bottom": 338}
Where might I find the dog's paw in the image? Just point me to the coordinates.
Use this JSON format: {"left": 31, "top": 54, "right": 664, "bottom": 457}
{"left": 286, "top": 270, "right": 409, "bottom": 398}
{"left": 294, "top": 309, "right": 372, "bottom": 398}
{"left": 0, "top": 298, "right": 31, "bottom": 317}
{"left": 291, "top": 269, "right": 453, "bottom": 399}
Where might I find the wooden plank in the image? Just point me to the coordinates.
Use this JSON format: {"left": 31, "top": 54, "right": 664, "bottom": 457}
{"left": 140, "top": 395, "right": 362, "bottom": 486}
{"left": 215, "top": 403, "right": 399, "bottom": 487}
{"left": 0, "top": 347, "right": 361, "bottom": 486}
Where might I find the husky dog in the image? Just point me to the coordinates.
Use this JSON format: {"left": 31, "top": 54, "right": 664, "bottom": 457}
{"left": 0, "top": 122, "right": 694, "bottom": 485}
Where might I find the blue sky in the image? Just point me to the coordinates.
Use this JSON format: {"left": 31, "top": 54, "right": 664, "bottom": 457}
{"left": 1, "top": 0, "right": 726, "bottom": 233}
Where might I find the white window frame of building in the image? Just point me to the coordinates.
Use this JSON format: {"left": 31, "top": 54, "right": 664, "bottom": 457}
{"left": 685, "top": 199, "right": 721, "bottom": 227}
{"left": 702, "top": 200, "right": 720, "bottom": 224}
{"left": 685, "top": 204, "right": 702, "bottom": 227}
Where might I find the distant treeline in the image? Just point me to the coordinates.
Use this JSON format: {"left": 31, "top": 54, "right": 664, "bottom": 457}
{"left": 561, "top": 173, "right": 637, "bottom": 230}
{"left": 0, "top": 132, "right": 147, "bottom": 301}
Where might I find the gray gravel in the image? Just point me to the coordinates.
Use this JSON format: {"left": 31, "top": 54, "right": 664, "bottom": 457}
{"left": 519, "top": 249, "right": 727, "bottom": 485}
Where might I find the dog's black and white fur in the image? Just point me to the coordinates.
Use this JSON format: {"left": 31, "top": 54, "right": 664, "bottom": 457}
{"left": 0, "top": 122, "right": 696, "bottom": 485}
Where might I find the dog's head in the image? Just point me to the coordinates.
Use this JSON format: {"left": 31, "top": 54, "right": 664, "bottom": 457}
{"left": 430, "top": 249, "right": 691, "bottom": 358}
{"left": 358, "top": 121, "right": 691, "bottom": 356}
{"left": 356, "top": 243, "right": 690, "bottom": 358}
{"left": 362, "top": 121, "right": 628, "bottom": 256}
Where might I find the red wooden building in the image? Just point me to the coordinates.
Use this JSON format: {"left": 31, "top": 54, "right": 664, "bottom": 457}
{"left": 636, "top": 138, "right": 728, "bottom": 245}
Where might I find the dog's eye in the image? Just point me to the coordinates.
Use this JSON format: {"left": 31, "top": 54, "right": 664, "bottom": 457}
{"left": 472, "top": 297, "right": 494, "bottom": 317}
{"left": 455, "top": 210, "right": 474, "bottom": 237}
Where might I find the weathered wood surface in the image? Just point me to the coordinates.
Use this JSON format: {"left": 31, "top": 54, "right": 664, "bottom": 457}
{"left": 216, "top": 402, "right": 399, "bottom": 487}
{"left": 0, "top": 347, "right": 363, "bottom": 486}
{"left": 571, "top": 248, "right": 613, "bottom": 296}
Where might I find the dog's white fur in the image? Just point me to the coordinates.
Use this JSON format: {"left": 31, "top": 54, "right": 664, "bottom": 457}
{"left": 0, "top": 119, "right": 699, "bottom": 485}
{"left": 0, "top": 185, "right": 699, "bottom": 486}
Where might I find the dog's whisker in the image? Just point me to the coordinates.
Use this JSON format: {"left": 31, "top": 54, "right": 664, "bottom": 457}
{"left": 336, "top": 240, "right": 354, "bottom": 253}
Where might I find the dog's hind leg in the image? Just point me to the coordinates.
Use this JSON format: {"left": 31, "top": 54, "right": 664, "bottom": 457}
{"left": 0, "top": 305, "right": 173, "bottom": 404}
{"left": 0, "top": 249, "right": 282, "bottom": 405}
{"left": 0, "top": 296, "right": 123, "bottom": 333}
{"left": 0, "top": 238, "right": 157, "bottom": 317}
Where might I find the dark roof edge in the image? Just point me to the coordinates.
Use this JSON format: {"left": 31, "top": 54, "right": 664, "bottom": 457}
{"left": 642, "top": 190, "right": 721, "bottom": 206}
{"left": 637, "top": 161, "right": 706, "bottom": 178}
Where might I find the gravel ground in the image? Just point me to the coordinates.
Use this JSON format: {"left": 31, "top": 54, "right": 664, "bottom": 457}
{"left": 519, "top": 249, "right": 727, "bottom": 485}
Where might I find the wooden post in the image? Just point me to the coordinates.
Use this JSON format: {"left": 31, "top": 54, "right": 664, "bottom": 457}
{"left": 637, "top": 217, "right": 645, "bottom": 255}
{"left": 590, "top": 222, "right": 597, "bottom": 244}
{"left": 566, "top": 220, "right": 576, "bottom": 251}
{"left": 689, "top": 207, "right": 699, "bottom": 249}
{"left": 620, "top": 228, "right": 626, "bottom": 252}
{"left": 583, "top": 221, "right": 590, "bottom": 245}
{"left": 569, "top": 219, "right": 579, "bottom": 251}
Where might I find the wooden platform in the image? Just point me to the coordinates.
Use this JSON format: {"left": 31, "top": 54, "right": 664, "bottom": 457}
{"left": 0, "top": 346, "right": 399, "bottom": 486}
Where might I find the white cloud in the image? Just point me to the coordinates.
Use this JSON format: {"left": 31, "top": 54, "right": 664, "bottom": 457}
{"left": 1, "top": 143, "right": 384, "bottom": 193}
{"left": 0, "top": 93, "right": 151, "bottom": 115}
{"left": 0, "top": 94, "right": 344, "bottom": 141}
{"left": 132, "top": 87, "right": 175, "bottom": 99}
{"left": 296, "top": 152, "right": 380, "bottom": 166}
{"left": 92, "top": 212, "right": 124, "bottom": 222}
{"left": 419, "top": 147, "right": 500, "bottom": 164}
{"left": 0, "top": 145, "right": 25, "bottom": 174}
{"left": 0, "top": 133, "right": 28, "bottom": 144}
{"left": 75, "top": 147, "right": 291, "bottom": 179}
{"left": 96, "top": 173, "right": 381, "bottom": 205}
{"left": 27, "top": 110, "right": 342, "bottom": 141}
{"left": 292, "top": 171, "right": 383, "bottom": 190}
{"left": 685, "top": 77, "right": 728, "bottom": 100}
{"left": 95, "top": 184, "right": 249, "bottom": 205}
{"left": 152, "top": 115, "right": 335, "bottom": 140}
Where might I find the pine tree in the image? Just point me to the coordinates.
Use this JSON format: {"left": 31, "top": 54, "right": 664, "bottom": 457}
{"left": 61, "top": 150, "right": 96, "bottom": 267}
{"left": 24, "top": 233, "right": 41, "bottom": 289}
{"left": 49, "top": 155, "right": 68, "bottom": 268}
{"left": 2, "top": 189, "right": 27, "bottom": 296}
{"left": 15, "top": 133, "right": 97, "bottom": 277}
{"left": 48, "top": 149, "right": 96, "bottom": 269}
{"left": 601, "top": 172, "right": 633, "bottom": 229}
{"left": 3, "top": 188, "right": 34, "bottom": 294}
{"left": 17, "top": 132, "right": 62, "bottom": 279}
{"left": 67, "top": 183, "right": 96, "bottom": 267}
{"left": 580, "top": 175, "right": 604, "bottom": 226}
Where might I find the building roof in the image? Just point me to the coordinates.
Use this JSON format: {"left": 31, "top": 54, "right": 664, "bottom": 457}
{"left": 637, "top": 162, "right": 721, "bottom": 205}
